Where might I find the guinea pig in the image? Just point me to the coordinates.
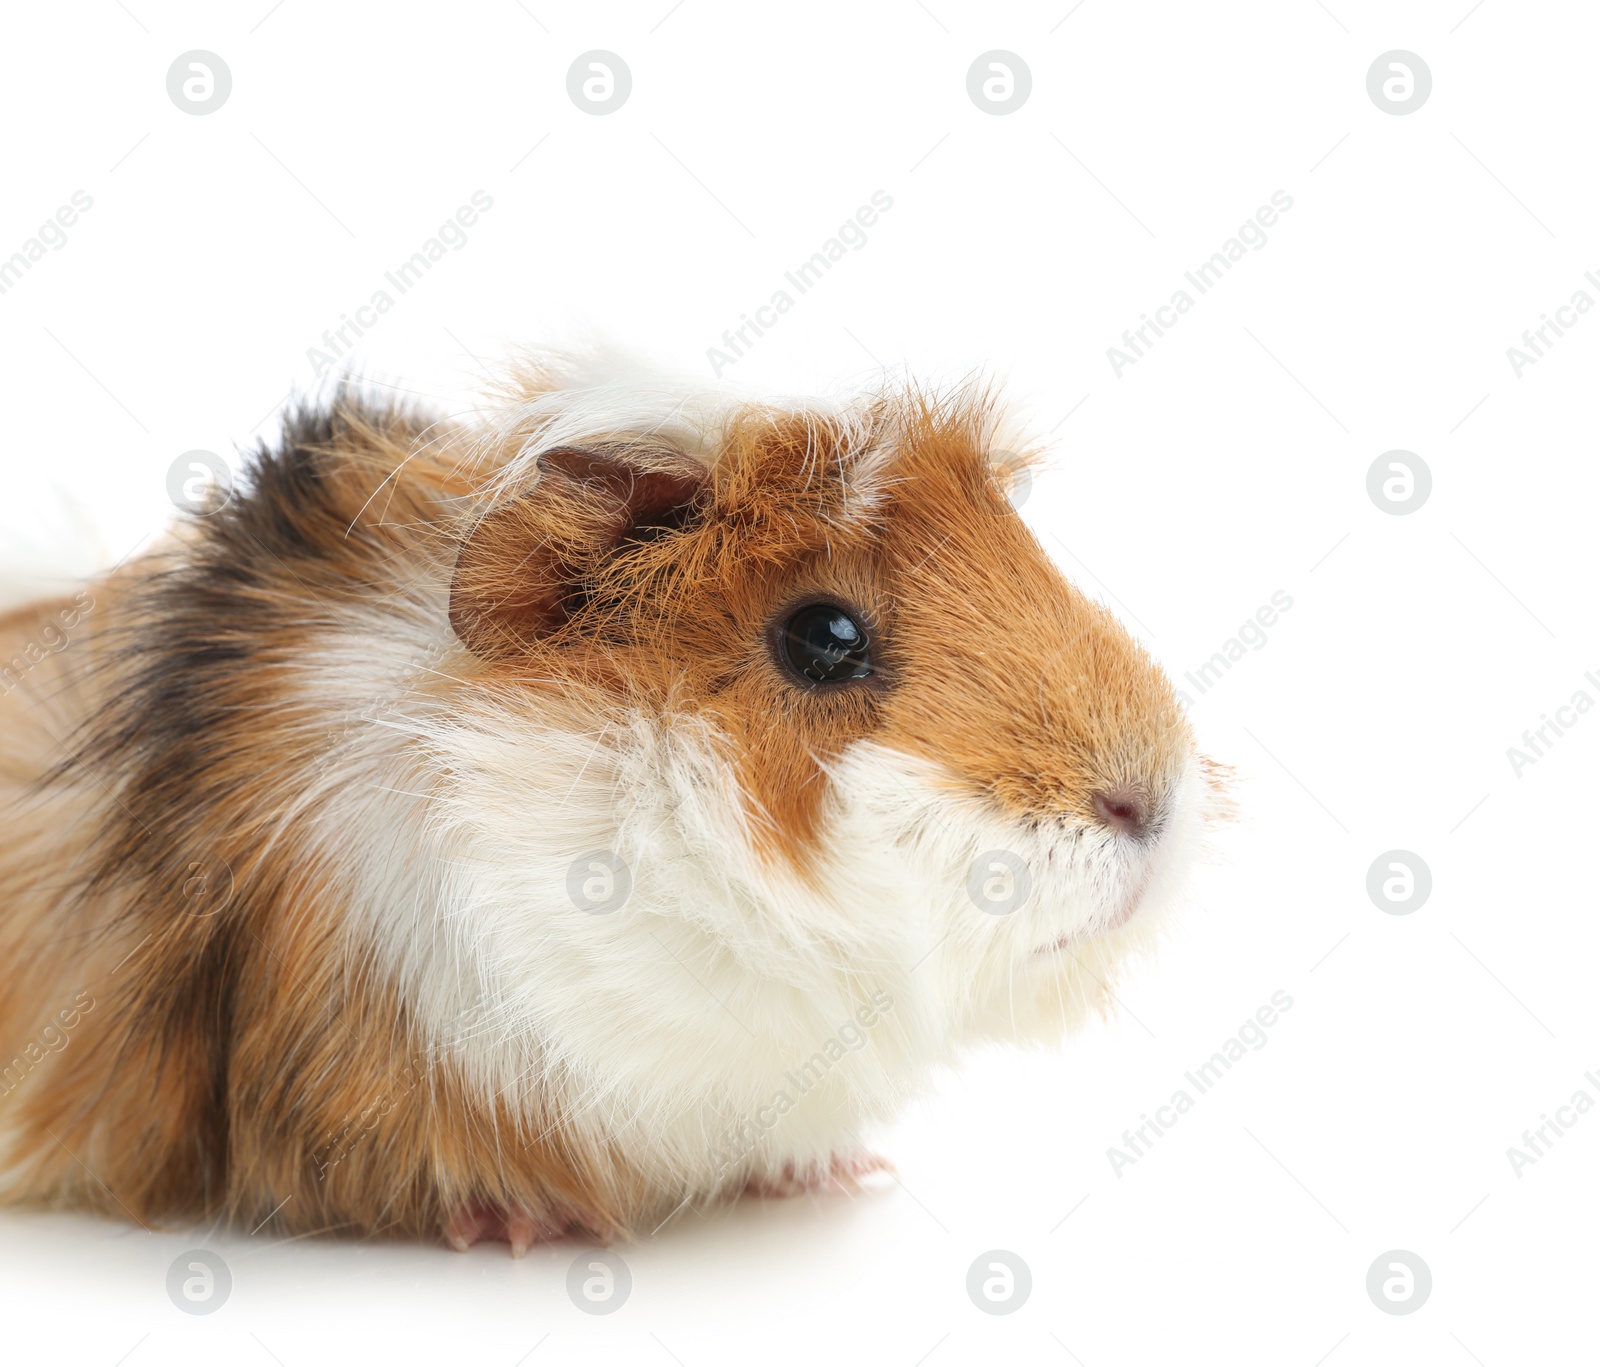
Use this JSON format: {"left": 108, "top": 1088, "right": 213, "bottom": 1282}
{"left": 0, "top": 353, "right": 1225, "bottom": 1253}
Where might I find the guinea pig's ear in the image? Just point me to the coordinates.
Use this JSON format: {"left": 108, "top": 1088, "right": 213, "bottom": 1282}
{"left": 448, "top": 443, "right": 706, "bottom": 658}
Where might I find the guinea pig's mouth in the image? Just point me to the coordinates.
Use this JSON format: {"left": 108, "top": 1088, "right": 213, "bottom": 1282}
{"left": 1030, "top": 880, "right": 1147, "bottom": 956}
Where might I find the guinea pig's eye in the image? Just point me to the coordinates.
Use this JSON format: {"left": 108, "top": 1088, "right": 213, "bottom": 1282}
{"left": 779, "top": 603, "right": 873, "bottom": 684}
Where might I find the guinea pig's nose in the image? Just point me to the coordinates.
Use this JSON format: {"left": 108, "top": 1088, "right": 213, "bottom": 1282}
{"left": 1092, "top": 788, "right": 1151, "bottom": 840}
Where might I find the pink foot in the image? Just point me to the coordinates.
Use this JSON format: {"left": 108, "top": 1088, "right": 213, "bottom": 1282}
{"left": 745, "top": 1152, "right": 896, "bottom": 1199}
{"left": 443, "top": 1200, "right": 575, "bottom": 1257}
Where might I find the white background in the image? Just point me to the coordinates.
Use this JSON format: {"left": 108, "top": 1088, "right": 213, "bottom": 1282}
{"left": 1, "top": 1, "right": 1595, "bottom": 1363}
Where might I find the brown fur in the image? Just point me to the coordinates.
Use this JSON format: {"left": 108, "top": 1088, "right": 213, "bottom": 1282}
{"left": 0, "top": 376, "right": 1193, "bottom": 1244}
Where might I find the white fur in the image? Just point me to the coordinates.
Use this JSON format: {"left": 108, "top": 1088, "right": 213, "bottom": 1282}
{"left": 297, "top": 364, "right": 1208, "bottom": 1210}
{"left": 467, "top": 348, "right": 984, "bottom": 535}
{"left": 322, "top": 656, "right": 1204, "bottom": 1204}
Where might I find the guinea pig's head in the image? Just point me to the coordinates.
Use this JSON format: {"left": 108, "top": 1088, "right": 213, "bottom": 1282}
{"left": 440, "top": 384, "right": 1218, "bottom": 1062}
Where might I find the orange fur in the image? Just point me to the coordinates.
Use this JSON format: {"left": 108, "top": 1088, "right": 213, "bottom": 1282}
{"left": 0, "top": 374, "right": 1205, "bottom": 1245}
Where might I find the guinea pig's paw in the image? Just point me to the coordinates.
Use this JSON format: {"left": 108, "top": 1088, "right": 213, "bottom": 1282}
{"left": 443, "top": 1199, "right": 576, "bottom": 1257}
{"left": 745, "top": 1151, "right": 896, "bottom": 1199}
